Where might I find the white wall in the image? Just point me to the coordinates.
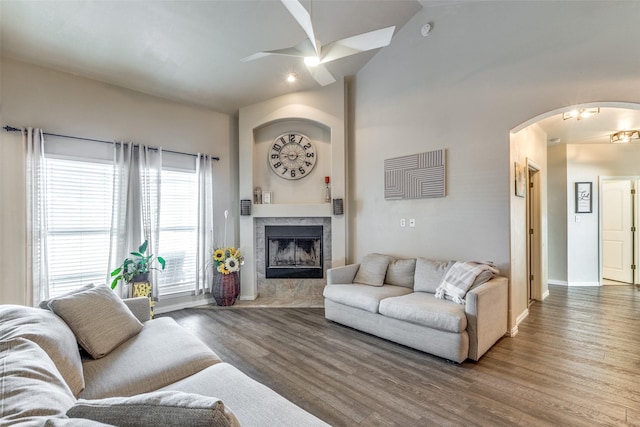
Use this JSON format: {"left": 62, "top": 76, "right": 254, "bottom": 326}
{"left": 351, "top": 1, "right": 640, "bottom": 331}
{"left": 0, "top": 58, "right": 235, "bottom": 309}
{"left": 548, "top": 144, "right": 568, "bottom": 283}
{"left": 565, "top": 143, "right": 640, "bottom": 285}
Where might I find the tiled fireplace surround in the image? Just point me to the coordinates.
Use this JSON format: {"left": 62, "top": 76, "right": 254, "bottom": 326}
{"left": 251, "top": 217, "right": 331, "bottom": 306}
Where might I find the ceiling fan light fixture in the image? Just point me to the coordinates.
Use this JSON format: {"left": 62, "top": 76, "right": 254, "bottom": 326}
{"left": 610, "top": 130, "right": 640, "bottom": 144}
{"left": 304, "top": 56, "right": 320, "bottom": 67}
{"left": 562, "top": 107, "right": 600, "bottom": 120}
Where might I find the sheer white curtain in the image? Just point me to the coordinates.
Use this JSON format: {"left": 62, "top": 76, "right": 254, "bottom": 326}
{"left": 107, "top": 143, "right": 161, "bottom": 298}
{"left": 24, "top": 128, "right": 49, "bottom": 306}
{"left": 195, "top": 154, "right": 215, "bottom": 294}
{"left": 107, "top": 142, "right": 133, "bottom": 298}
{"left": 137, "top": 145, "right": 162, "bottom": 299}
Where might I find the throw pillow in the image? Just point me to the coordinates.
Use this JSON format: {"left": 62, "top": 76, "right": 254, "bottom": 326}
{"left": 0, "top": 305, "right": 85, "bottom": 396}
{"left": 352, "top": 253, "right": 392, "bottom": 286}
{"left": 39, "top": 283, "right": 96, "bottom": 309}
{"left": 67, "top": 391, "right": 241, "bottom": 427}
{"left": 47, "top": 284, "right": 143, "bottom": 359}
{"left": 413, "top": 258, "right": 455, "bottom": 293}
{"left": 0, "top": 338, "right": 76, "bottom": 425}
{"left": 385, "top": 258, "right": 416, "bottom": 288}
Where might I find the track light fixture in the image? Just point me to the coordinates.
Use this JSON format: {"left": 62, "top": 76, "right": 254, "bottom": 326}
{"left": 562, "top": 107, "right": 600, "bottom": 120}
{"left": 610, "top": 130, "right": 640, "bottom": 144}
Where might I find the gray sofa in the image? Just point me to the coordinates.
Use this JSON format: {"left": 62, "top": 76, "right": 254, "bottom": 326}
{"left": 323, "top": 254, "right": 508, "bottom": 363}
{"left": 0, "top": 284, "right": 329, "bottom": 427}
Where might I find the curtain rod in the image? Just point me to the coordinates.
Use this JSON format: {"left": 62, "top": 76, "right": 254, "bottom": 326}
{"left": 2, "top": 125, "right": 220, "bottom": 161}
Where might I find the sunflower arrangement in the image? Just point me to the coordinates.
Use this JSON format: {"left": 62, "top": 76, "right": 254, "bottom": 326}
{"left": 213, "top": 247, "right": 244, "bottom": 275}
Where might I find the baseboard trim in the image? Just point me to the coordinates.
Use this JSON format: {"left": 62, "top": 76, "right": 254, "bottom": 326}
{"left": 548, "top": 279, "right": 568, "bottom": 286}
{"left": 507, "top": 308, "right": 530, "bottom": 337}
{"left": 154, "top": 298, "right": 214, "bottom": 314}
{"left": 541, "top": 289, "right": 550, "bottom": 300}
{"left": 568, "top": 281, "right": 600, "bottom": 287}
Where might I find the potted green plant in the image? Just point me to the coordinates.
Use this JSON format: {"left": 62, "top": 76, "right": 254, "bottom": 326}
{"left": 110, "top": 240, "right": 166, "bottom": 289}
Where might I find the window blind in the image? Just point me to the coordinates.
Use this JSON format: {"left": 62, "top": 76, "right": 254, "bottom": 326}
{"left": 157, "top": 168, "right": 198, "bottom": 296}
{"left": 45, "top": 157, "right": 114, "bottom": 297}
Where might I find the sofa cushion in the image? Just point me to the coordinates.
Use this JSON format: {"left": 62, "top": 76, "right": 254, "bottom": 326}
{"left": 0, "top": 304, "right": 85, "bottom": 396}
{"left": 378, "top": 292, "right": 467, "bottom": 333}
{"left": 160, "top": 363, "right": 330, "bottom": 427}
{"left": 47, "top": 284, "right": 144, "bottom": 359}
{"left": 67, "top": 391, "right": 240, "bottom": 427}
{"left": 0, "top": 338, "right": 76, "bottom": 425}
{"left": 352, "top": 253, "right": 393, "bottom": 286}
{"left": 79, "top": 317, "right": 222, "bottom": 399}
{"left": 385, "top": 258, "right": 416, "bottom": 288}
{"left": 323, "top": 284, "right": 412, "bottom": 313}
{"left": 413, "top": 258, "right": 455, "bottom": 293}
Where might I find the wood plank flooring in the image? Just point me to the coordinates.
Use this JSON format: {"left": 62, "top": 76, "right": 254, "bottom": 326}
{"left": 161, "top": 285, "right": 640, "bottom": 426}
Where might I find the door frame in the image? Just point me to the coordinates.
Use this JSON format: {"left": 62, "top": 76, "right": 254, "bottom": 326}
{"left": 598, "top": 176, "right": 640, "bottom": 285}
{"left": 527, "top": 159, "right": 542, "bottom": 303}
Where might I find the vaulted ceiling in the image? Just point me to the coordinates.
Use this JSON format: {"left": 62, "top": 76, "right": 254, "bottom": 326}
{"left": 2, "top": 0, "right": 638, "bottom": 143}
{"left": 0, "top": 0, "right": 422, "bottom": 114}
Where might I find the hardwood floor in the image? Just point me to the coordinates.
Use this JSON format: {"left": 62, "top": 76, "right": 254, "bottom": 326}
{"left": 161, "top": 285, "right": 640, "bottom": 426}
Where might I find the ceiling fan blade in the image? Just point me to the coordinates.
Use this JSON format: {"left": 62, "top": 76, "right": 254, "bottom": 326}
{"left": 306, "top": 63, "right": 336, "bottom": 86}
{"left": 281, "top": 0, "right": 320, "bottom": 57}
{"left": 320, "top": 26, "right": 396, "bottom": 64}
{"left": 241, "top": 40, "right": 315, "bottom": 62}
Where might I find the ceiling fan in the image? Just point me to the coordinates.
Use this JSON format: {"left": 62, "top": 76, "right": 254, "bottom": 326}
{"left": 242, "top": 0, "right": 396, "bottom": 86}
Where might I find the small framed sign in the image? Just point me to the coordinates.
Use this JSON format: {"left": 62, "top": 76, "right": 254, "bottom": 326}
{"left": 575, "top": 182, "right": 592, "bottom": 213}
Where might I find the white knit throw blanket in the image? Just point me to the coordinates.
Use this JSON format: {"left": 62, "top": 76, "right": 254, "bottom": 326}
{"left": 435, "top": 261, "right": 499, "bottom": 304}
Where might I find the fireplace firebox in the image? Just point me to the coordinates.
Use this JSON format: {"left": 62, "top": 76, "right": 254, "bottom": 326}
{"left": 265, "top": 225, "right": 323, "bottom": 279}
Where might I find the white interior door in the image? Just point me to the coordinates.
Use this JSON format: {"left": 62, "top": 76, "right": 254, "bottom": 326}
{"left": 602, "top": 180, "right": 633, "bottom": 284}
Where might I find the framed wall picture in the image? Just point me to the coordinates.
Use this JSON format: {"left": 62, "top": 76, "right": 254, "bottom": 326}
{"left": 575, "top": 182, "right": 592, "bottom": 213}
{"left": 514, "top": 162, "right": 526, "bottom": 198}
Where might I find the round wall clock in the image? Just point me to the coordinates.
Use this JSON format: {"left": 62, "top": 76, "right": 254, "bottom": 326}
{"left": 268, "top": 132, "right": 317, "bottom": 180}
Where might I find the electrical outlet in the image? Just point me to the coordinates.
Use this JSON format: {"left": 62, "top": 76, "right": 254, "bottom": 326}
{"left": 400, "top": 218, "right": 406, "bottom": 227}
{"left": 409, "top": 219, "right": 416, "bottom": 227}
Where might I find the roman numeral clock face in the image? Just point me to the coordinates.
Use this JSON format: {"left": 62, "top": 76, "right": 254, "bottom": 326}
{"left": 269, "top": 133, "right": 317, "bottom": 180}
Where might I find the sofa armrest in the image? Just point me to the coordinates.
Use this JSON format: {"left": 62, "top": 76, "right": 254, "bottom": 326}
{"left": 123, "top": 297, "right": 152, "bottom": 323}
{"left": 465, "top": 276, "right": 508, "bottom": 361}
{"left": 327, "top": 264, "right": 360, "bottom": 285}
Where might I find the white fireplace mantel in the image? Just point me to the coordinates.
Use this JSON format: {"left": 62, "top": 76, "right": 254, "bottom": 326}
{"left": 252, "top": 203, "right": 331, "bottom": 218}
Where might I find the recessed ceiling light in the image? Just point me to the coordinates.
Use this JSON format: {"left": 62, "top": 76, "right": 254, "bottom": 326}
{"left": 286, "top": 73, "right": 297, "bottom": 83}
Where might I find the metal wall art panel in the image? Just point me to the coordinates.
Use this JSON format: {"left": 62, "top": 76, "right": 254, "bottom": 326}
{"left": 384, "top": 149, "right": 446, "bottom": 200}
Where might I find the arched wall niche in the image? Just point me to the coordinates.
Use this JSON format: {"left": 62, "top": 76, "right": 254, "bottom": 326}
{"left": 253, "top": 117, "right": 332, "bottom": 205}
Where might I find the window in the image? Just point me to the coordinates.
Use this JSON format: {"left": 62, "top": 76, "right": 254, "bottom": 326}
{"left": 45, "top": 156, "right": 114, "bottom": 298}
{"left": 39, "top": 142, "right": 206, "bottom": 301}
{"left": 157, "top": 168, "right": 198, "bottom": 296}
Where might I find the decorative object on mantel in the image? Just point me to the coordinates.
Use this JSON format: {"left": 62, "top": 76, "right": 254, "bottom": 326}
{"left": 212, "top": 210, "right": 245, "bottom": 306}
{"left": 333, "top": 198, "right": 344, "bottom": 215}
{"left": 240, "top": 199, "right": 251, "bottom": 216}
{"left": 324, "top": 176, "right": 331, "bottom": 202}
{"left": 262, "top": 191, "right": 272, "bottom": 204}
{"left": 254, "top": 187, "right": 262, "bottom": 204}
{"left": 384, "top": 149, "right": 446, "bottom": 200}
